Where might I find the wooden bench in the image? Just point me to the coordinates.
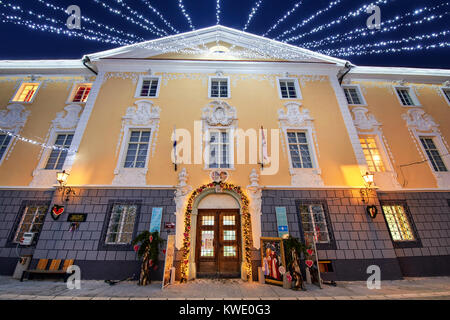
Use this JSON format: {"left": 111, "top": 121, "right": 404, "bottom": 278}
{"left": 20, "top": 259, "right": 74, "bottom": 282}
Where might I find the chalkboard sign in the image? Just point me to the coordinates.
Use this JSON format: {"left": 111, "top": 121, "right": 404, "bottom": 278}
{"left": 67, "top": 213, "right": 87, "bottom": 223}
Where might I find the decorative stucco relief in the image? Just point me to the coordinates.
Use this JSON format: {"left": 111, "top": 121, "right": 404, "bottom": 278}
{"left": 247, "top": 169, "right": 262, "bottom": 249}
{"left": 202, "top": 100, "right": 237, "bottom": 127}
{"left": 102, "top": 72, "right": 140, "bottom": 85}
{"left": 174, "top": 168, "right": 193, "bottom": 249}
{"left": 0, "top": 104, "right": 31, "bottom": 163}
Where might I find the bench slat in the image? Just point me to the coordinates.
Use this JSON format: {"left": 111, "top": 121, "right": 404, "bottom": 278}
{"left": 62, "top": 259, "right": 74, "bottom": 271}
{"left": 36, "top": 259, "right": 48, "bottom": 270}
{"left": 49, "top": 259, "right": 61, "bottom": 271}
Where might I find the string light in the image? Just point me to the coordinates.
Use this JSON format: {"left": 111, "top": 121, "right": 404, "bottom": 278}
{"left": 216, "top": 0, "right": 221, "bottom": 25}
{"left": 281, "top": 0, "right": 391, "bottom": 43}
{"left": 262, "top": 0, "right": 303, "bottom": 37}
{"left": 243, "top": 0, "right": 264, "bottom": 32}
{"left": 273, "top": 0, "right": 343, "bottom": 40}
{"left": 139, "top": 0, "right": 179, "bottom": 34}
{"left": 34, "top": 0, "right": 146, "bottom": 42}
{"left": 300, "top": 3, "right": 450, "bottom": 49}
{"left": 0, "top": 129, "right": 75, "bottom": 153}
{"left": 178, "top": 0, "right": 195, "bottom": 31}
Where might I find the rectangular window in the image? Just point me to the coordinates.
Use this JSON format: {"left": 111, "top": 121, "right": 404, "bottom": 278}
{"left": 299, "top": 204, "right": 330, "bottom": 244}
{"left": 201, "top": 230, "right": 215, "bottom": 257}
{"left": 420, "top": 137, "right": 448, "bottom": 172}
{"left": 344, "top": 87, "right": 362, "bottom": 105}
{"left": 12, "top": 83, "right": 40, "bottom": 103}
{"left": 123, "top": 130, "right": 151, "bottom": 168}
{"left": 0, "top": 133, "right": 12, "bottom": 162}
{"left": 208, "top": 130, "right": 230, "bottom": 169}
{"left": 72, "top": 84, "right": 92, "bottom": 103}
{"left": 359, "top": 136, "right": 385, "bottom": 172}
{"left": 396, "top": 88, "right": 415, "bottom": 106}
{"left": 279, "top": 80, "right": 298, "bottom": 99}
{"left": 13, "top": 205, "right": 48, "bottom": 244}
{"left": 139, "top": 78, "right": 159, "bottom": 97}
{"left": 287, "top": 131, "right": 313, "bottom": 169}
{"left": 105, "top": 204, "right": 137, "bottom": 244}
{"left": 45, "top": 134, "right": 74, "bottom": 170}
{"left": 382, "top": 205, "right": 415, "bottom": 242}
{"left": 210, "top": 78, "right": 229, "bottom": 98}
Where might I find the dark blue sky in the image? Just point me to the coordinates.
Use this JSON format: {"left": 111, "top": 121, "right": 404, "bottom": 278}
{"left": 0, "top": 0, "right": 449, "bottom": 68}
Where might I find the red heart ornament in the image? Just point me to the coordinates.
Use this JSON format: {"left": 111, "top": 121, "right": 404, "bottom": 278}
{"left": 307, "top": 249, "right": 314, "bottom": 256}
{"left": 305, "top": 260, "right": 314, "bottom": 268}
{"left": 51, "top": 205, "right": 64, "bottom": 216}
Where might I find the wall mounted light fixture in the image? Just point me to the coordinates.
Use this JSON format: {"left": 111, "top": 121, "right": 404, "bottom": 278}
{"left": 360, "top": 172, "right": 375, "bottom": 204}
{"left": 56, "top": 170, "right": 75, "bottom": 202}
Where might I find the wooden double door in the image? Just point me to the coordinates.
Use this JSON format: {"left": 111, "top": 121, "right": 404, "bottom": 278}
{"left": 196, "top": 209, "right": 241, "bottom": 278}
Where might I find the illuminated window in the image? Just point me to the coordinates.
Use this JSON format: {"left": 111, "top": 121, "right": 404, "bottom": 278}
{"left": 359, "top": 136, "right": 385, "bottom": 172}
{"left": 45, "top": 134, "right": 74, "bottom": 170}
{"left": 123, "top": 130, "right": 151, "bottom": 168}
{"left": 13, "top": 205, "right": 48, "bottom": 244}
{"left": 420, "top": 137, "right": 448, "bottom": 172}
{"left": 223, "top": 246, "right": 237, "bottom": 257}
{"left": 12, "top": 83, "right": 40, "bottom": 103}
{"left": 278, "top": 79, "right": 300, "bottom": 99}
{"left": 71, "top": 84, "right": 92, "bottom": 103}
{"left": 287, "top": 131, "right": 313, "bottom": 169}
{"left": 382, "top": 205, "right": 415, "bottom": 242}
{"left": 201, "top": 231, "right": 214, "bottom": 257}
{"left": 223, "top": 215, "right": 235, "bottom": 226}
{"left": 395, "top": 87, "right": 418, "bottom": 106}
{"left": 202, "top": 216, "right": 215, "bottom": 226}
{"left": 299, "top": 204, "right": 330, "bottom": 243}
{"left": 208, "top": 130, "right": 231, "bottom": 169}
{"left": 105, "top": 204, "right": 137, "bottom": 244}
{"left": 223, "top": 230, "right": 236, "bottom": 241}
{"left": 343, "top": 87, "right": 364, "bottom": 105}
{"left": 0, "top": 133, "right": 12, "bottom": 162}
{"left": 209, "top": 78, "right": 229, "bottom": 98}
{"left": 138, "top": 78, "right": 160, "bottom": 97}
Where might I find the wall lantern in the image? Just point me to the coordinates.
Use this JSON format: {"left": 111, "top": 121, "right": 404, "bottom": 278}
{"left": 56, "top": 170, "right": 75, "bottom": 202}
{"left": 360, "top": 172, "right": 375, "bottom": 204}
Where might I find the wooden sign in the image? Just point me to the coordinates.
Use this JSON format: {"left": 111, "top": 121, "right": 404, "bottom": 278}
{"left": 67, "top": 213, "right": 87, "bottom": 223}
{"left": 162, "top": 235, "right": 176, "bottom": 289}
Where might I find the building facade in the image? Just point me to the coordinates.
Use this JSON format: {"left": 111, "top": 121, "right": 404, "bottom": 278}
{"left": 0, "top": 26, "right": 449, "bottom": 281}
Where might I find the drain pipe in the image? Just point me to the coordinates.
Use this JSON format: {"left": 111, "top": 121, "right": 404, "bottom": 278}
{"left": 338, "top": 62, "right": 354, "bottom": 85}
{"left": 82, "top": 55, "right": 98, "bottom": 75}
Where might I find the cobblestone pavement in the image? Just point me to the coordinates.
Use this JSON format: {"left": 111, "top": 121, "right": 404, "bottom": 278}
{"left": 0, "top": 276, "right": 450, "bottom": 300}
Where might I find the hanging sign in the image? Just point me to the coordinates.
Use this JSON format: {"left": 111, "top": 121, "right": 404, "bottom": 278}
{"left": 67, "top": 213, "right": 87, "bottom": 223}
{"left": 164, "top": 222, "right": 175, "bottom": 230}
{"left": 162, "top": 235, "right": 176, "bottom": 289}
{"left": 275, "top": 207, "right": 289, "bottom": 239}
{"left": 366, "top": 205, "right": 378, "bottom": 219}
{"left": 149, "top": 207, "right": 163, "bottom": 233}
{"left": 51, "top": 205, "right": 65, "bottom": 220}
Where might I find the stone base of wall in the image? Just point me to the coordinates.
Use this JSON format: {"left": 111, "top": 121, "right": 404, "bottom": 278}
{"left": 0, "top": 257, "right": 19, "bottom": 276}
{"left": 397, "top": 255, "right": 450, "bottom": 277}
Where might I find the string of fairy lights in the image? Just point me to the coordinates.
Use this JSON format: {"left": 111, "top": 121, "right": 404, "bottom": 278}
{"left": 0, "top": 0, "right": 448, "bottom": 60}
{"left": 0, "top": 129, "right": 75, "bottom": 153}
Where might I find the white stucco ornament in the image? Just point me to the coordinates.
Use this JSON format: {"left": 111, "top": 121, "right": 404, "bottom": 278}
{"left": 53, "top": 104, "right": 83, "bottom": 130}
{"left": 402, "top": 108, "right": 438, "bottom": 132}
{"left": 247, "top": 169, "right": 262, "bottom": 249}
{"left": 202, "top": 101, "right": 237, "bottom": 126}
{"left": 278, "top": 102, "right": 313, "bottom": 127}
{"left": 0, "top": 104, "right": 30, "bottom": 130}
{"left": 351, "top": 107, "right": 381, "bottom": 131}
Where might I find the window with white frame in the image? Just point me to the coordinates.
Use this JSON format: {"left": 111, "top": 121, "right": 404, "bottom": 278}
{"left": 420, "top": 137, "right": 448, "bottom": 172}
{"left": 44, "top": 133, "right": 74, "bottom": 170}
{"left": 209, "top": 78, "right": 229, "bottom": 98}
{"left": 299, "top": 204, "right": 330, "bottom": 243}
{"left": 287, "top": 131, "right": 313, "bottom": 169}
{"left": 278, "top": 79, "right": 300, "bottom": 99}
{"left": 0, "top": 133, "right": 12, "bottom": 162}
{"left": 359, "top": 136, "right": 386, "bottom": 172}
{"left": 13, "top": 204, "right": 48, "bottom": 244}
{"left": 11, "top": 82, "right": 40, "bottom": 103}
{"left": 123, "top": 130, "right": 151, "bottom": 168}
{"left": 343, "top": 86, "right": 364, "bottom": 105}
{"left": 105, "top": 204, "right": 138, "bottom": 244}
{"left": 207, "top": 130, "right": 231, "bottom": 169}
{"left": 70, "top": 83, "right": 92, "bottom": 103}
{"left": 442, "top": 88, "right": 450, "bottom": 104}
{"left": 137, "top": 77, "right": 160, "bottom": 98}
{"left": 395, "top": 87, "right": 418, "bottom": 106}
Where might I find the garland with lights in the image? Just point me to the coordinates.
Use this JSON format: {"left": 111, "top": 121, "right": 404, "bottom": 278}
{"left": 262, "top": 0, "right": 303, "bottom": 37}
{"left": 180, "top": 182, "right": 253, "bottom": 283}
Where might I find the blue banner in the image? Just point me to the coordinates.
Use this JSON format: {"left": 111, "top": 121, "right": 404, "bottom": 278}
{"left": 275, "top": 207, "right": 289, "bottom": 238}
{"left": 149, "top": 207, "right": 163, "bottom": 233}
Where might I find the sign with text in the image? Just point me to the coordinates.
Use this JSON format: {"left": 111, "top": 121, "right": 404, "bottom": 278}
{"left": 165, "top": 222, "right": 175, "bottom": 230}
{"left": 67, "top": 213, "right": 87, "bottom": 223}
{"left": 149, "top": 207, "right": 163, "bottom": 233}
{"left": 275, "top": 207, "right": 289, "bottom": 238}
{"left": 162, "top": 235, "right": 175, "bottom": 289}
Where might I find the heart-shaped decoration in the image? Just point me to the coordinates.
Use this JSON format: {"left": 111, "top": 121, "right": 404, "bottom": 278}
{"left": 51, "top": 205, "right": 64, "bottom": 220}
{"left": 305, "top": 260, "right": 314, "bottom": 268}
{"left": 307, "top": 249, "right": 314, "bottom": 256}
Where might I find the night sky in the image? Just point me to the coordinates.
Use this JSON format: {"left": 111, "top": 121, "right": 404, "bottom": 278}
{"left": 0, "top": 0, "right": 449, "bottom": 69}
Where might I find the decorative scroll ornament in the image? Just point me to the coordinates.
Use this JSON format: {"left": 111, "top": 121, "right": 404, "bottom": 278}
{"left": 202, "top": 101, "right": 237, "bottom": 126}
{"left": 402, "top": 108, "right": 438, "bottom": 132}
{"left": 351, "top": 107, "right": 381, "bottom": 131}
{"left": 278, "top": 102, "right": 313, "bottom": 127}
{"left": 52, "top": 104, "right": 82, "bottom": 130}
{"left": 124, "top": 100, "right": 161, "bottom": 126}
{"left": 0, "top": 104, "right": 30, "bottom": 130}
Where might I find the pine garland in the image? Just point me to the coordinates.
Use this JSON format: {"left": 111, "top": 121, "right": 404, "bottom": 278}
{"left": 132, "top": 231, "right": 164, "bottom": 286}
{"left": 180, "top": 182, "right": 253, "bottom": 282}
